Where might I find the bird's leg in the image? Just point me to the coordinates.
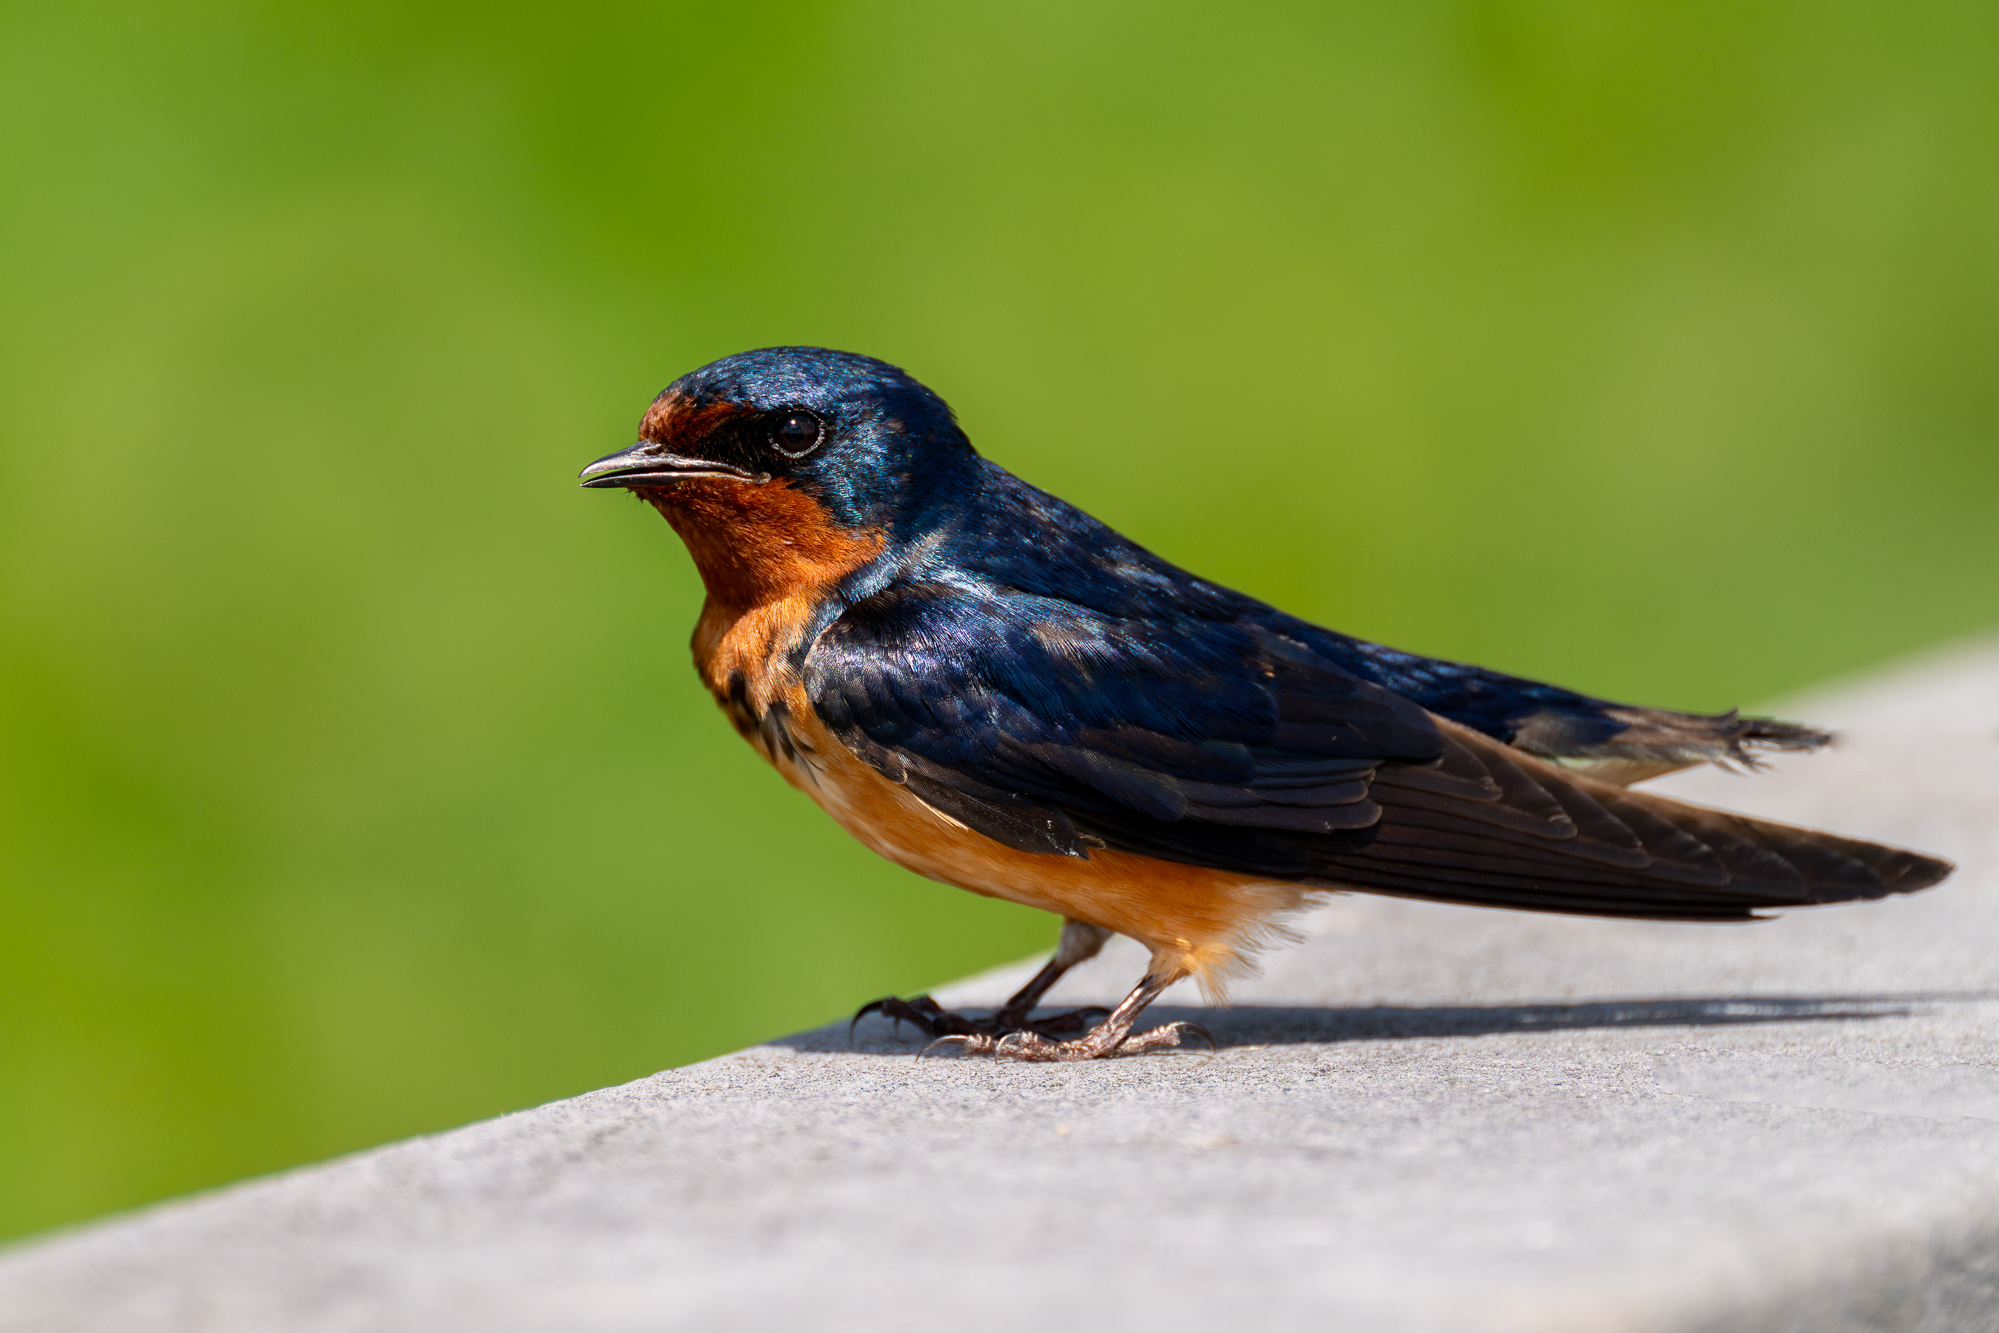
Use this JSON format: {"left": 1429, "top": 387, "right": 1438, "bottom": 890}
{"left": 991, "top": 920, "right": 1113, "bottom": 1035}
{"left": 851, "top": 919, "right": 1114, "bottom": 1043}
{"left": 918, "top": 969, "right": 1211, "bottom": 1062}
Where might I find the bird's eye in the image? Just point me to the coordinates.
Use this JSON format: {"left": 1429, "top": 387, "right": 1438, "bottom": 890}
{"left": 769, "top": 410, "right": 824, "bottom": 459}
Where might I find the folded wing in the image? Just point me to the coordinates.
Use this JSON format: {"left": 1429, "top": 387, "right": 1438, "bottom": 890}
{"left": 804, "top": 582, "right": 1951, "bottom": 919}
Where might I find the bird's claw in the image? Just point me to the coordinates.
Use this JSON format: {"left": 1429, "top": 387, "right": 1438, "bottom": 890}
{"left": 848, "top": 998, "right": 892, "bottom": 1043}
{"left": 851, "top": 995, "right": 1117, "bottom": 1046}
{"left": 914, "top": 1019, "right": 1214, "bottom": 1062}
{"left": 1160, "top": 1021, "right": 1217, "bottom": 1055}
{"left": 849, "top": 994, "right": 974, "bottom": 1044}
{"left": 916, "top": 1033, "right": 996, "bottom": 1059}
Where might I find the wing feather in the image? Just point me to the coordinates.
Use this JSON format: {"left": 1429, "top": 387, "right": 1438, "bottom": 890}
{"left": 804, "top": 582, "right": 1951, "bottom": 918}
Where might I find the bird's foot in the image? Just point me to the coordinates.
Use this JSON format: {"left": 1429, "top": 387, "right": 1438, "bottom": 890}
{"left": 850, "top": 994, "right": 1110, "bottom": 1044}
{"left": 917, "top": 1019, "right": 1213, "bottom": 1062}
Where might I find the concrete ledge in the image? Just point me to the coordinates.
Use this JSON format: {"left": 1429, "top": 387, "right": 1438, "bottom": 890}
{"left": 4, "top": 640, "right": 1997, "bottom": 1332}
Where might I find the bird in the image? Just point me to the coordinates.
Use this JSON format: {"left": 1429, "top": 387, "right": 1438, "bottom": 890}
{"left": 579, "top": 346, "right": 1954, "bottom": 1062}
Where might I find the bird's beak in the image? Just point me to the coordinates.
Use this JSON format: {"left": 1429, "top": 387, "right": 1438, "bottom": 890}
{"left": 578, "top": 443, "right": 756, "bottom": 488}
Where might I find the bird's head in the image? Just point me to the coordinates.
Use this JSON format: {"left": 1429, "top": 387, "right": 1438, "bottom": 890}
{"left": 580, "top": 347, "right": 976, "bottom": 605}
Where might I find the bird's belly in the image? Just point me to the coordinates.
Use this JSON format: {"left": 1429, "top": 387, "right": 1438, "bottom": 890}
{"left": 766, "top": 697, "right": 1313, "bottom": 993}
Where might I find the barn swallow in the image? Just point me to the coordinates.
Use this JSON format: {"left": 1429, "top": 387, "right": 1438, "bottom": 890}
{"left": 580, "top": 347, "right": 1954, "bottom": 1061}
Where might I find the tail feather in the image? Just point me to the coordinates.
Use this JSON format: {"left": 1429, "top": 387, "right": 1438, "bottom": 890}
{"left": 1309, "top": 721, "right": 1952, "bottom": 922}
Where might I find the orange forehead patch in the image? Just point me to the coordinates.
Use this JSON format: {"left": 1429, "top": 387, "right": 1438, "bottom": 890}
{"left": 639, "top": 389, "right": 748, "bottom": 448}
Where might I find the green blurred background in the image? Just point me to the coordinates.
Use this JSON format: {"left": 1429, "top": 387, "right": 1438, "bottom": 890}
{"left": 3, "top": 0, "right": 1997, "bottom": 1242}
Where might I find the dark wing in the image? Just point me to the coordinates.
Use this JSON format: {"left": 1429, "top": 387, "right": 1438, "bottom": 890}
{"left": 805, "top": 583, "right": 1952, "bottom": 918}
{"left": 803, "top": 581, "right": 1441, "bottom": 859}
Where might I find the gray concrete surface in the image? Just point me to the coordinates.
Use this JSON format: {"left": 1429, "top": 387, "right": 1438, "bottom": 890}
{"left": 3, "top": 639, "right": 1998, "bottom": 1333}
